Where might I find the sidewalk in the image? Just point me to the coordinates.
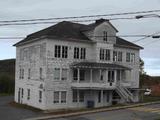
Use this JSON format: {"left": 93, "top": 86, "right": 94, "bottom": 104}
{"left": 24, "top": 101, "right": 160, "bottom": 120}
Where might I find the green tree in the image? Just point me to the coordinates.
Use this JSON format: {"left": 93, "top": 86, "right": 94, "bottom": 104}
{"left": 0, "top": 74, "right": 14, "bottom": 94}
{"left": 139, "top": 58, "right": 146, "bottom": 75}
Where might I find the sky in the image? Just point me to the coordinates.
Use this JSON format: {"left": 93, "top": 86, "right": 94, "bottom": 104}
{"left": 0, "top": 0, "right": 160, "bottom": 76}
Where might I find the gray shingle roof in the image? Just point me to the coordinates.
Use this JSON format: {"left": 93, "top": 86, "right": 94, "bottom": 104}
{"left": 115, "top": 37, "right": 143, "bottom": 49}
{"left": 14, "top": 19, "right": 143, "bottom": 49}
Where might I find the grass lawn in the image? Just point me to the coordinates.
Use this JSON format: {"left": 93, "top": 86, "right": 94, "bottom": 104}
{"left": 0, "top": 93, "right": 13, "bottom": 96}
{"left": 143, "top": 96, "right": 160, "bottom": 103}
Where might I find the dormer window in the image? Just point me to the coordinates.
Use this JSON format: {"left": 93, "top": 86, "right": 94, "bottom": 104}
{"left": 103, "top": 31, "right": 107, "bottom": 42}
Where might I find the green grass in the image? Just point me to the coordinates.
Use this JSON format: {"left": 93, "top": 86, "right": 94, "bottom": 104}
{"left": 9, "top": 101, "right": 42, "bottom": 112}
{"left": 143, "top": 96, "right": 160, "bottom": 103}
{"left": 0, "top": 93, "right": 13, "bottom": 96}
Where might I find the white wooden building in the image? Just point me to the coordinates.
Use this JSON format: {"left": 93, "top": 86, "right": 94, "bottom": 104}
{"left": 14, "top": 19, "right": 143, "bottom": 110}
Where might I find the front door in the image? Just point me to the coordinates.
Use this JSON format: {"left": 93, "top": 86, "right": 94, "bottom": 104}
{"left": 18, "top": 88, "right": 21, "bottom": 103}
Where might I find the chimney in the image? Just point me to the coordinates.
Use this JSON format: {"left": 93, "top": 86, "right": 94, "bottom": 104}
{"left": 95, "top": 18, "right": 109, "bottom": 24}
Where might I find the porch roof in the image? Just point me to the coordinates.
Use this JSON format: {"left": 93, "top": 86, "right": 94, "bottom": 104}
{"left": 71, "top": 62, "right": 131, "bottom": 70}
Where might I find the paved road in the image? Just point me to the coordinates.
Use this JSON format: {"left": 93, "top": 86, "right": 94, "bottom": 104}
{"left": 50, "top": 104, "right": 160, "bottom": 120}
{"left": 1, "top": 96, "right": 160, "bottom": 120}
{"left": 0, "top": 96, "right": 41, "bottom": 120}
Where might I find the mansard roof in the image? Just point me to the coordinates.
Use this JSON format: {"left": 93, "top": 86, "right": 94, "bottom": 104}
{"left": 13, "top": 19, "right": 143, "bottom": 49}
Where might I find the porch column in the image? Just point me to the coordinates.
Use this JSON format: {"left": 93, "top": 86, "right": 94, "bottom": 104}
{"left": 77, "top": 89, "right": 79, "bottom": 103}
{"left": 101, "top": 90, "right": 103, "bottom": 104}
{"left": 99, "top": 69, "right": 102, "bottom": 81}
{"left": 77, "top": 68, "right": 80, "bottom": 83}
{"left": 90, "top": 69, "right": 93, "bottom": 83}
{"left": 106, "top": 70, "right": 108, "bottom": 83}
{"left": 114, "top": 70, "right": 117, "bottom": 82}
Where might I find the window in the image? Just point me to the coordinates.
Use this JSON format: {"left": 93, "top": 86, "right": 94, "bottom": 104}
{"left": 53, "top": 91, "right": 59, "bottom": 103}
{"left": 105, "top": 49, "right": 110, "bottom": 61}
{"left": 113, "top": 51, "right": 118, "bottom": 61}
{"left": 98, "top": 91, "right": 101, "bottom": 103}
{"left": 126, "top": 52, "right": 135, "bottom": 63}
{"left": 103, "top": 31, "right": 107, "bottom": 41}
{"left": 74, "top": 47, "right": 79, "bottom": 59}
{"left": 74, "top": 47, "right": 86, "bottom": 59}
{"left": 100, "top": 70, "right": 104, "bottom": 81}
{"left": 55, "top": 45, "right": 68, "bottom": 58}
{"left": 62, "top": 69, "right": 68, "bottom": 80}
{"left": 61, "top": 91, "right": 67, "bottom": 103}
{"left": 73, "top": 90, "right": 78, "bottom": 102}
{"left": 20, "top": 68, "right": 24, "bottom": 79}
{"left": 19, "top": 69, "right": 21, "bottom": 79}
{"left": 118, "top": 52, "right": 122, "bottom": 62}
{"left": 39, "top": 91, "right": 42, "bottom": 103}
{"left": 21, "top": 88, "right": 24, "bottom": 98}
{"left": 54, "top": 68, "right": 60, "bottom": 80}
{"left": 108, "top": 71, "right": 114, "bottom": 82}
{"left": 100, "top": 49, "right": 110, "bottom": 61}
{"left": 27, "top": 89, "right": 30, "bottom": 100}
{"left": 22, "top": 69, "right": 24, "bottom": 79}
{"left": 126, "top": 52, "right": 130, "bottom": 62}
{"left": 28, "top": 68, "right": 31, "bottom": 79}
{"left": 79, "top": 91, "right": 84, "bottom": 102}
{"left": 80, "top": 48, "right": 86, "bottom": 59}
{"left": 62, "top": 46, "right": 68, "bottom": 58}
{"left": 131, "top": 53, "right": 135, "bottom": 63}
{"left": 40, "top": 68, "right": 42, "bottom": 79}
{"left": 80, "top": 70, "right": 85, "bottom": 81}
{"left": 73, "top": 69, "right": 78, "bottom": 81}
{"left": 20, "top": 49, "right": 24, "bottom": 61}
{"left": 100, "top": 49, "right": 105, "bottom": 60}
{"left": 55, "top": 45, "right": 61, "bottom": 58}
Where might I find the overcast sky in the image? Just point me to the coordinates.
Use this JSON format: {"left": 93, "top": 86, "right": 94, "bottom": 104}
{"left": 0, "top": 0, "right": 160, "bottom": 76}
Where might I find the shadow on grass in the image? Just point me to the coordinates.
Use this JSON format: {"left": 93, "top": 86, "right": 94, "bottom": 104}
{"left": 9, "top": 101, "right": 42, "bottom": 112}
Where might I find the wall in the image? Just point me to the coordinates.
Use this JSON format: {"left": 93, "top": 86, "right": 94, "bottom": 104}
{"left": 14, "top": 39, "right": 47, "bottom": 110}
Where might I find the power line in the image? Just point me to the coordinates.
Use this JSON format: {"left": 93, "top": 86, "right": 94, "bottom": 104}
{"left": 0, "top": 15, "right": 159, "bottom": 27}
{"left": 0, "top": 34, "right": 159, "bottom": 40}
{"left": 132, "top": 31, "right": 160, "bottom": 43}
{"left": 0, "top": 9, "right": 160, "bottom": 23}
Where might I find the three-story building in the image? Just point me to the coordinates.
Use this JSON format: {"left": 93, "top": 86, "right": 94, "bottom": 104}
{"left": 14, "top": 19, "right": 143, "bottom": 110}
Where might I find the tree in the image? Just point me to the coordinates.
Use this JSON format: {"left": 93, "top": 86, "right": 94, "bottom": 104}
{"left": 139, "top": 58, "right": 146, "bottom": 75}
{"left": 0, "top": 74, "right": 14, "bottom": 94}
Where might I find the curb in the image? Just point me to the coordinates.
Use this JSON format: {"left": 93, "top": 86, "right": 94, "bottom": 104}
{"left": 24, "top": 101, "right": 160, "bottom": 120}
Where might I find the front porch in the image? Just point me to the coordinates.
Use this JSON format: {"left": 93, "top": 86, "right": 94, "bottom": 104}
{"left": 71, "top": 89, "right": 113, "bottom": 108}
{"left": 71, "top": 62, "right": 131, "bottom": 89}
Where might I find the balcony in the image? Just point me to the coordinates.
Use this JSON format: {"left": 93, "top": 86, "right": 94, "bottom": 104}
{"left": 70, "top": 62, "right": 131, "bottom": 89}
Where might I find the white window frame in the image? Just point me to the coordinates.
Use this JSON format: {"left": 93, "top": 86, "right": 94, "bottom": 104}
{"left": 61, "top": 91, "right": 67, "bottom": 103}
{"left": 72, "top": 90, "right": 78, "bottom": 102}
{"left": 40, "top": 67, "right": 43, "bottom": 80}
{"left": 28, "top": 68, "right": 31, "bottom": 79}
{"left": 53, "top": 91, "right": 60, "bottom": 103}
{"left": 54, "top": 68, "right": 60, "bottom": 81}
{"left": 62, "top": 46, "right": 68, "bottom": 58}
{"left": 39, "top": 91, "right": 42, "bottom": 103}
{"left": 27, "top": 89, "right": 30, "bottom": 100}
{"left": 103, "top": 31, "right": 107, "bottom": 42}
{"left": 100, "top": 49, "right": 110, "bottom": 61}
{"left": 55, "top": 45, "right": 61, "bottom": 58}
{"left": 61, "top": 68, "right": 68, "bottom": 81}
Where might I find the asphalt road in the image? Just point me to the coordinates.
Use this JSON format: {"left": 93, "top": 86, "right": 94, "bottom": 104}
{"left": 0, "top": 96, "right": 41, "bottom": 120}
{"left": 1, "top": 96, "right": 160, "bottom": 120}
{"left": 49, "top": 104, "right": 160, "bottom": 120}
